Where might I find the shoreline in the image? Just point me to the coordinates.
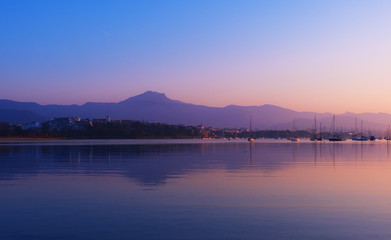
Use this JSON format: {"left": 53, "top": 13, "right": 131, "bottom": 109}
{"left": 0, "top": 137, "right": 196, "bottom": 141}
{"left": 0, "top": 137, "right": 68, "bottom": 141}
{"left": 0, "top": 138, "right": 388, "bottom": 146}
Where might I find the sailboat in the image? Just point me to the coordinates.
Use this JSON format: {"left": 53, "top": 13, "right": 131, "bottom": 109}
{"left": 328, "top": 115, "right": 345, "bottom": 141}
{"left": 248, "top": 114, "right": 254, "bottom": 142}
{"left": 310, "top": 115, "right": 323, "bottom": 141}
{"left": 352, "top": 120, "right": 368, "bottom": 141}
{"left": 290, "top": 118, "right": 300, "bottom": 142}
{"left": 385, "top": 125, "right": 391, "bottom": 141}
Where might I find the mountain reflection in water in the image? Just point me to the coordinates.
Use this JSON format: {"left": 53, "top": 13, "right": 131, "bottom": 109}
{"left": 1, "top": 140, "right": 391, "bottom": 240}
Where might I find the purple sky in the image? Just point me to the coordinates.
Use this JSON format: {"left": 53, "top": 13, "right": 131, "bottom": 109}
{"left": 1, "top": 1, "right": 391, "bottom": 113}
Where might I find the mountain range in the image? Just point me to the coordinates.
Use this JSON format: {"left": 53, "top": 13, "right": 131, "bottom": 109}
{"left": 1, "top": 91, "right": 390, "bottom": 133}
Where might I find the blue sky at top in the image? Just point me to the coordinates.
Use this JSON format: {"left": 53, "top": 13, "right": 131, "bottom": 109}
{"left": 1, "top": 0, "right": 391, "bottom": 113}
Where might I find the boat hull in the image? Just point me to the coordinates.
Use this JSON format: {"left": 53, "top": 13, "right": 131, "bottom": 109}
{"left": 329, "top": 137, "right": 345, "bottom": 142}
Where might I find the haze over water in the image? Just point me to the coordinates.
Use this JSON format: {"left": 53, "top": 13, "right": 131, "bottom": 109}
{"left": 1, "top": 140, "right": 391, "bottom": 239}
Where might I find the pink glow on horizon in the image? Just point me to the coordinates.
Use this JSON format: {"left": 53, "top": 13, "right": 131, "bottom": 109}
{"left": 2, "top": 1, "right": 391, "bottom": 114}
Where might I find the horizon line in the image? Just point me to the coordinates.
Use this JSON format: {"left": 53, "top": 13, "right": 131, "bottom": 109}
{"left": 1, "top": 90, "right": 389, "bottom": 116}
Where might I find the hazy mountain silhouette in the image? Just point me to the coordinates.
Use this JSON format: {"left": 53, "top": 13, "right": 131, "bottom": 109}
{"left": 0, "top": 109, "right": 48, "bottom": 124}
{"left": 0, "top": 91, "right": 390, "bottom": 132}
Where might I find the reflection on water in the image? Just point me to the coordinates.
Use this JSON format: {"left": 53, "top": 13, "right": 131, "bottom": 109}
{"left": 1, "top": 140, "right": 391, "bottom": 239}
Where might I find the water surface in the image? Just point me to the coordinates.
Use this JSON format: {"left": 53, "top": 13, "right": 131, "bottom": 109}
{"left": 1, "top": 140, "right": 391, "bottom": 239}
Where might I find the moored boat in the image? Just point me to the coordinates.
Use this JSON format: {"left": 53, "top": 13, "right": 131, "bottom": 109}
{"left": 310, "top": 116, "right": 323, "bottom": 141}
{"left": 329, "top": 136, "right": 345, "bottom": 141}
{"left": 290, "top": 118, "right": 300, "bottom": 142}
{"left": 352, "top": 120, "right": 368, "bottom": 141}
{"left": 328, "top": 115, "right": 345, "bottom": 142}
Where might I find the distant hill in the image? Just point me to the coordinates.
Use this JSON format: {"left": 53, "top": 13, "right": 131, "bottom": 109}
{"left": 0, "top": 109, "right": 48, "bottom": 124}
{"left": 0, "top": 90, "right": 390, "bottom": 133}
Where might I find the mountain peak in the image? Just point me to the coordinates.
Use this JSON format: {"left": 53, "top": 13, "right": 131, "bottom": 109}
{"left": 137, "top": 91, "right": 168, "bottom": 99}
{"left": 121, "top": 91, "right": 171, "bottom": 103}
{"left": 260, "top": 104, "right": 295, "bottom": 112}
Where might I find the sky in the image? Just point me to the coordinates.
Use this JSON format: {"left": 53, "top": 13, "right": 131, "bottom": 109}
{"left": 1, "top": 0, "right": 391, "bottom": 113}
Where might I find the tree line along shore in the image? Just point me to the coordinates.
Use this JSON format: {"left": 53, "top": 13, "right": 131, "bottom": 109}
{"left": 0, "top": 116, "right": 358, "bottom": 140}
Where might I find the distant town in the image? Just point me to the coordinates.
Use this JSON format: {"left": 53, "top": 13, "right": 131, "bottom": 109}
{"left": 0, "top": 115, "right": 389, "bottom": 141}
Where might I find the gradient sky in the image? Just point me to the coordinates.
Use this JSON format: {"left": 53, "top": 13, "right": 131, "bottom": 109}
{"left": 1, "top": 0, "right": 391, "bottom": 113}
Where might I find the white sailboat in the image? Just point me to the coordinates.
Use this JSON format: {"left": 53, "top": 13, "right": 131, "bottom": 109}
{"left": 310, "top": 115, "right": 323, "bottom": 141}
{"left": 328, "top": 115, "right": 345, "bottom": 141}
{"left": 290, "top": 118, "right": 300, "bottom": 142}
{"left": 352, "top": 120, "right": 368, "bottom": 141}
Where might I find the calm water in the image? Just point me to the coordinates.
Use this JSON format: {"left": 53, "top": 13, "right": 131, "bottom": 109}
{"left": 1, "top": 139, "right": 391, "bottom": 240}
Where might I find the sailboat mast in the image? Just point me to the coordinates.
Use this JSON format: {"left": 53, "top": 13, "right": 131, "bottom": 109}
{"left": 248, "top": 114, "right": 254, "bottom": 141}
{"left": 292, "top": 118, "right": 296, "bottom": 132}
{"left": 250, "top": 114, "right": 252, "bottom": 132}
{"left": 329, "top": 115, "right": 336, "bottom": 134}
{"left": 320, "top": 122, "right": 322, "bottom": 138}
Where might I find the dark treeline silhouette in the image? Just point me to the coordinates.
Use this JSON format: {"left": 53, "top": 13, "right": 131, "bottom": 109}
{"left": 0, "top": 120, "right": 349, "bottom": 140}
{"left": 0, "top": 121, "right": 200, "bottom": 139}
